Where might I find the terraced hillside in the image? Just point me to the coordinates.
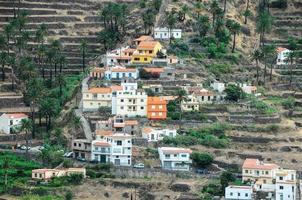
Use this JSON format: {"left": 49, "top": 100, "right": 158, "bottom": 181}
{"left": 268, "top": 0, "right": 302, "bottom": 89}
{"left": 0, "top": 0, "right": 137, "bottom": 72}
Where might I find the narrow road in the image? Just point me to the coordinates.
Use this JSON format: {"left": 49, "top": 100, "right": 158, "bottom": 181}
{"left": 74, "top": 76, "right": 93, "bottom": 141}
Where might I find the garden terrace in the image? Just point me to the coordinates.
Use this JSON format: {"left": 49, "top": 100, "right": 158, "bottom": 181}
{"left": 0, "top": 0, "right": 137, "bottom": 75}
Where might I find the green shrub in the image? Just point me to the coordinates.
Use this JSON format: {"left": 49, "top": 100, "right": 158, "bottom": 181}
{"left": 191, "top": 152, "right": 214, "bottom": 168}
{"left": 207, "top": 63, "right": 231, "bottom": 77}
{"left": 281, "top": 97, "right": 295, "bottom": 109}
{"left": 225, "top": 84, "right": 245, "bottom": 102}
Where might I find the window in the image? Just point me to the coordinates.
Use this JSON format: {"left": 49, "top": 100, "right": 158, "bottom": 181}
{"left": 159, "top": 112, "right": 162, "bottom": 116}
{"left": 165, "top": 154, "right": 170, "bottom": 158}
{"left": 74, "top": 143, "right": 77, "bottom": 147}
{"left": 279, "top": 177, "right": 283, "bottom": 180}
{"left": 141, "top": 106, "right": 144, "bottom": 110}
{"left": 230, "top": 192, "right": 233, "bottom": 196}
{"left": 279, "top": 186, "right": 284, "bottom": 190}
{"left": 93, "top": 94, "right": 97, "bottom": 98}
{"left": 121, "top": 106, "right": 124, "bottom": 110}
{"left": 86, "top": 94, "right": 89, "bottom": 97}
{"left": 181, "top": 154, "right": 187, "bottom": 158}
{"left": 121, "top": 99, "right": 124, "bottom": 102}
{"left": 265, "top": 171, "right": 269, "bottom": 175}
{"left": 95, "top": 147, "right": 98, "bottom": 150}
{"left": 134, "top": 58, "right": 139, "bottom": 61}
{"left": 35, "top": 173, "right": 37, "bottom": 177}
{"left": 245, "top": 170, "right": 248, "bottom": 173}
{"left": 79, "top": 143, "right": 81, "bottom": 147}
{"left": 141, "top": 99, "right": 144, "bottom": 102}
{"left": 174, "top": 154, "right": 177, "bottom": 157}
{"left": 245, "top": 193, "right": 248, "bottom": 197}
{"left": 152, "top": 112, "right": 156, "bottom": 116}
{"left": 152, "top": 105, "right": 156, "bottom": 109}
{"left": 128, "top": 159, "right": 130, "bottom": 164}
{"left": 117, "top": 141, "right": 122, "bottom": 146}
{"left": 144, "top": 58, "right": 147, "bottom": 61}
{"left": 159, "top": 105, "right": 163, "bottom": 109}
{"left": 238, "top": 193, "right": 240, "bottom": 196}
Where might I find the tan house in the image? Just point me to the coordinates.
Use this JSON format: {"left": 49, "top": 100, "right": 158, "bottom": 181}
{"left": 32, "top": 168, "right": 86, "bottom": 181}
{"left": 82, "top": 87, "right": 112, "bottom": 112}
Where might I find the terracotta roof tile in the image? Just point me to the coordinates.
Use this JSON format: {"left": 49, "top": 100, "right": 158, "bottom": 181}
{"left": 111, "top": 67, "right": 137, "bottom": 72}
{"left": 6, "top": 113, "right": 28, "bottom": 118}
{"left": 138, "top": 41, "right": 160, "bottom": 50}
{"left": 134, "top": 35, "right": 154, "bottom": 42}
{"left": 93, "top": 141, "right": 111, "bottom": 147}
{"left": 95, "top": 130, "right": 113, "bottom": 136}
{"left": 86, "top": 87, "right": 112, "bottom": 94}
{"left": 142, "top": 127, "right": 153, "bottom": 134}
{"left": 125, "top": 120, "right": 138, "bottom": 125}
{"left": 242, "top": 159, "right": 279, "bottom": 170}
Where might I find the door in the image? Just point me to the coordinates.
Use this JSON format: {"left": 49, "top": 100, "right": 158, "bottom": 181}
{"left": 114, "top": 159, "right": 120, "bottom": 166}
{"left": 163, "top": 161, "right": 172, "bottom": 170}
{"left": 100, "top": 155, "right": 106, "bottom": 163}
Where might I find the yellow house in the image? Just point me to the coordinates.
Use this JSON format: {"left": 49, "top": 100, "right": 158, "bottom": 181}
{"left": 131, "top": 41, "right": 162, "bottom": 64}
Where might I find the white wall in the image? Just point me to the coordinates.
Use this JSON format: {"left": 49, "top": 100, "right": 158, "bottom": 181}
{"left": 225, "top": 186, "right": 252, "bottom": 200}
{"left": 154, "top": 28, "right": 182, "bottom": 39}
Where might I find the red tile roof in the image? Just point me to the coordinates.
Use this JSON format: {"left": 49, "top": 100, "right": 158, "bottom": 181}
{"left": 144, "top": 67, "right": 164, "bottom": 73}
{"left": 242, "top": 159, "right": 279, "bottom": 170}
{"left": 111, "top": 67, "right": 137, "bottom": 72}
{"left": 138, "top": 41, "right": 160, "bottom": 50}
{"left": 6, "top": 113, "right": 28, "bottom": 119}
{"left": 134, "top": 35, "right": 154, "bottom": 42}
{"left": 276, "top": 47, "right": 289, "bottom": 53}
{"left": 95, "top": 130, "right": 113, "bottom": 136}
{"left": 86, "top": 87, "right": 112, "bottom": 94}
{"left": 93, "top": 141, "right": 111, "bottom": 147}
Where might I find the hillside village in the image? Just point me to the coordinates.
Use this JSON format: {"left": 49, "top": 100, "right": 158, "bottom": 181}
{"left": 0, "top": 0, "right": 302, "bottom": 200}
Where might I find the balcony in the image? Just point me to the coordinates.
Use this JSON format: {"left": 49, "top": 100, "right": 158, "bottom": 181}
{"left": 92, "top": 149, "right": 111, "bottom": 154}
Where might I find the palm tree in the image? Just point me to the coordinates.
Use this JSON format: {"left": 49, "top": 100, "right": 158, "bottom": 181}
{"left": 256, "top": 10, "right": 273, "bottom": 46}
{"left": 58, "top": 55, "right": 66, "bottom": 74}
{"left": 210, "top": 0, "right": 220, "bottom": 26}
{"left": 244, "top": 0, "right": 251, "bottom": 24}
{"left": 226, "top": 19, "right": 241, "bottom": 53}
{"left": 141, "top": 11, "right": 155, "bottom": 34}
{"left": 0, "top": 52, "right": 7, "bottom": 81}
{"left": 178, "top": 5, "right": 189, "bottom": 21}
{"left": 251, "top": 49, "right": 263, "bottom": 86}
{"left": 20, "top": 118, "right": 33, "bottom": 159}
{"left": 287, "top": 37, "right": 298, "bottom": 87}
{"left": 194, "top": 2, "right": 204, "bottom": 18}
{"left": 165, "top": 12, "right": 177, "bottom": 44}
{"left": 176, "top": 89, "right": 187, "bottom": 133}
{"left": 194, "top": 15, "right": 211, "bottom": 37}
{"left": 7, "top": 56, "right": 16, "bottom": 91}
{"left": 55, "top": 74, "right": 66, "bottom": 105}
{"left": 80, "top": 40, "right": 87, "bottom": 72}
{"left": 4, "top": 23, "right": 15, "bottom": 55}
{"left": 2, "top": 156, "right": 10, "bottom": 192}
{"left": 261, "top": 45, "right": 275, "bottom": 85}
{"left": 223, "top": 0, "right": 227, "bottom": 14}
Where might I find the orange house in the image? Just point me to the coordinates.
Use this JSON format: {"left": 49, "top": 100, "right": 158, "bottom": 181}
{"left": 147, "top": 97, "right": 167, "bottom": 120}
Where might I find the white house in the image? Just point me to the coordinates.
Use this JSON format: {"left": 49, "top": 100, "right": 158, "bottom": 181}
{"left": 211, "top": 81, "right": 225, "bottom": 93}
{"left": 0, "top": 113, "right": 28, "bottom": 134}
{"left": 158, "top": 147, "right": 192, "bottom": 171}
{"left": 154, "top": 27, "right": 182, "bottom": 40}
{"left": 104, "top": 46, "right": 136, "bottom": 66}
{"left": 91, "top": 132, "right": 132, "bottom": 166}
{"left": 276, "top": 47, "right": 292, "bottom": 65}
{"left": 121, "top": 78, "right": 138, "bottom": 91}
{"left": 105, "top": 66, "right": 138, "bottom": 80}
{"left": 142, "top": 127, "right": 177, "bottom": 142}
{"left": 225, "top": 185, "right": 253, "bottom": 200}
{"left": 275, "top": 169, "right": 297, "bottom": 200}
{"left": 112, "top": 90, "right": 147, "bottom": 117}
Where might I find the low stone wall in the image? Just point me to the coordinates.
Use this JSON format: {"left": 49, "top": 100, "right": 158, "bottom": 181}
{"left": 132, "top": 138, "right": 148, "bottom": 146}
{"left": 113, "top": 167, "right": 196, "bottom": 179}
{"left": 228, "top": 114, "right": 281, "bottom": 124}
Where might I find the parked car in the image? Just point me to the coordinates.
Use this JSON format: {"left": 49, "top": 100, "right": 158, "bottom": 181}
{"left": 133, "top": 163, "right": 144, "bottom": 169}
{"left": 63, "top": 152, "right": 73, "bottom": 158}
{"left": 20, "top": 145, "right": 31, "bottom": 150}
{"left": 76, "top": 156, "right": 86, "bottom": 162}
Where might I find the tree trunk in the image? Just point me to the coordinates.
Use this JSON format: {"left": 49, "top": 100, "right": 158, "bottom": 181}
{"left": 54, "top": 63, "right": 57, "bottom": 77}
{"left": 11, "top": 67, "right": 14, "bottom": 91}
{"left": 264, "top": 62, "right": 267, "bottom": 85}
{"left": 82, "top": 51, "right": 85, "bottom": 72}
{"left": 290, "top": 58, "right": 293, "bottom": 87}
{"left": 256, "top": 60, "right": 259, "bottom": 85}
{"left": 31, "top": 106, "right": 35, "bottom": 139}
{"left": 232, "top": 34, "right": 236, "bottom": 53}
{"left": 224, "top": 0, "right": 227, "bottom": 13}
{"left": 244, "top": 0, "right": 250, "bottom": 24}
{"left": 25, "top": 131, "right": 29, "bottom": 159}
{"left": 2, "top": 64, "right": 5, "bottom": 81}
